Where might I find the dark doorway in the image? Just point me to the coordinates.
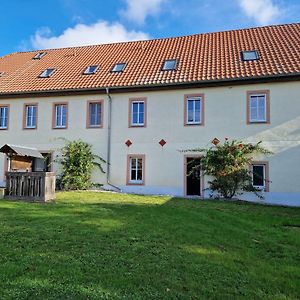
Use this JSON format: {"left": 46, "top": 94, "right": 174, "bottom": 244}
{"left": 186, "top": 157, "right": 201, "bottom": 196}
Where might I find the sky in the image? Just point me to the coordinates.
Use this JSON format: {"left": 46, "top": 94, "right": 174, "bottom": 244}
{"left": 0, "top": 0, "right": 299, "bottom": 57}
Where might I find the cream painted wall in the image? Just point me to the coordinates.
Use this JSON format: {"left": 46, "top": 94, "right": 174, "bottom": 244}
{"left": 0, "top": 95, "right": 108, "bottom": 183}
{"left": 0, "top": 81, "right": 299, "bottom": 201}
{"left": 108, "top": 81, "right": 300, "bottom": 196}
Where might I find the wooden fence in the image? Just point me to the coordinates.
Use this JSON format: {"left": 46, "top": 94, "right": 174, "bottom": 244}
{"left": 5, "top": 172, "right": 56, "bottom": 202}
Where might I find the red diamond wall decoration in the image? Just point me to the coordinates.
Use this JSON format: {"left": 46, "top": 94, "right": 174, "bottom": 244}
{"left": 125, "top": 139, "right": 132, "bottom": 147}
{"left": 212, "top": 138, "right": 220, "bottom": 145}
{"left": 159, "top": 139, "right": 166, "bottom": 147}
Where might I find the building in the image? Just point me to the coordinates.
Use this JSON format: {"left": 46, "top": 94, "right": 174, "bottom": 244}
{"left": 0, "top": 23, "right": 299, "bottom": 206}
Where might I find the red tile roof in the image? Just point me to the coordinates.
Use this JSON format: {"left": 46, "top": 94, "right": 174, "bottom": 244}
{"left": 0, "top": 23, "right": 299, "bottom": 95}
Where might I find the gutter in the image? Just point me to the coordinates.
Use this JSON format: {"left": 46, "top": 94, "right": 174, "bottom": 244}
{"left": 105, "top": 87, "right": 121, "bottom": 192}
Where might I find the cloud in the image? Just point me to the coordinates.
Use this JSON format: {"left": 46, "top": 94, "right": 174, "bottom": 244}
{"left": 238, "top": 0, "right": 281, "bottom": 25}
{"left": 31, "top": 20, "right": 150, "bottom": 49}
{"left": 120, "top": 0, "right": 167, "bottom": 24}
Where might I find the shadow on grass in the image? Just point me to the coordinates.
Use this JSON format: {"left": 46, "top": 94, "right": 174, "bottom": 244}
{"left": 0, "top": 192, "right": 299, "bottom": 299}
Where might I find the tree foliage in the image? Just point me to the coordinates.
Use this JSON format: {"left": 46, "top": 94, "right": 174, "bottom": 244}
{"left": 185, "top": 139, "right": 271, "bottom": 199}
{"left": 56, "top": 139, "right": 106, "bottom": 190}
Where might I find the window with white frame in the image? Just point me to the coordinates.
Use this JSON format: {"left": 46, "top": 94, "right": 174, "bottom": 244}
{"left": 252, "top": 164, "right": 266, "bottom": 190}
{"left": 54, "top": 104, "right": 67, "bottom": 128}
{"left": 25, "top": 105, "right": 37, "bottom": 128}
{"left": 0, "top": 106, "right": 8, "bottom": 129}
{"left": 39, "top": 68, "right": 55, "bottom": 78}
{"left": 131, "top": 101, "right": 145, "bottom": 126}
{"left": 249, "top": 94, "right": 267, "bottom": 123}
{"left": 187, "top": 96, "right": 202, "bottom": 124}
{"left": 88, "top": 102, "right": 102, "bottom": 127}
{"left": 129, "top": 156, "right": 144, "bottom": 184}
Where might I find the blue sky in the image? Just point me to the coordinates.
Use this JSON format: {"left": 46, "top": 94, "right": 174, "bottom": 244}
{"left": 0, "top": 0, "right": 299, "bottom": 56}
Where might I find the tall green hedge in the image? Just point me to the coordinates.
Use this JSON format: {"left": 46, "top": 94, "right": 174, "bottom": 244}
{"left": 57, "top": 139, "right": 106, "bottom": 190}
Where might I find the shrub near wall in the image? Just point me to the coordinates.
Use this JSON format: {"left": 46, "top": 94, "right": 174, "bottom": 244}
{"left": 57, "top": 139, "right": 105, "bottom": 190}
{"left": 185, "top": 138, "right": 271, "bottom": 199}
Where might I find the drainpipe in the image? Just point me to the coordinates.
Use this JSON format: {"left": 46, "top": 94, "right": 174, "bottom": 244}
{"left": 105, "top": 87, "right": 121, "bottom": 191}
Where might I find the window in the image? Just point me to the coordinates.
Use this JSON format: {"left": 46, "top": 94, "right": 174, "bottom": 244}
{"left": 129, "top": 98, "right": 146, "bottom": 127}
{"left": 53, "top": 103, "right": 68, "bottom": 129}
{"left": 0, "top": 72, "right": 5, "bottom": 77}
{"left": 251, "top": 162, "right": 269, "bottom": 191}
{"left": 0, "top": 106, "right": 9, "bottom": 129}
{"left": 39, "top": 68, "right": 55, "bottom": 78}
{"left": 87, "top": 101, "right": 103, "bottom": 128}
{"left": 241, "top": 50, "right": 259, "bottom": 61}
{"left": 247, "top": 91, "right": 270, "bottom": 124}
{"left": 185, "top": 94, "right": 204, "bottom": 125}
{"left": 33, "top": 52, "right": 46, "bottom": 60}
{"left": 162, "top": 59, "right": 177, "bottom": 71}
{"left": 83, "top": 65, "right": 99, "bottom": 75}
{"left": 127, "top": 155, "right": 145, "bottom": 185}
{"left": 112, "top": 63, "right": 126, "bottom": 72}
{"left": 24, "top": 104, "right": 38, "bottom": 129}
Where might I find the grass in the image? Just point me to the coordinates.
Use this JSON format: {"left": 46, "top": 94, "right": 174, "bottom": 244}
{"left": 0, "top": 191, "right": 299, "bottom": 299}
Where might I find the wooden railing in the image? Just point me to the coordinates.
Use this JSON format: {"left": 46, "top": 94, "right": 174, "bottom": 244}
{"left": 5, "top": 172, "right": 56, "bottom": 202}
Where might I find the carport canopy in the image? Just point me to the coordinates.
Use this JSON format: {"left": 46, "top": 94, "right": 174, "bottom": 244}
{"left": 0, "top": 144, "right": 43, "bottom": 159}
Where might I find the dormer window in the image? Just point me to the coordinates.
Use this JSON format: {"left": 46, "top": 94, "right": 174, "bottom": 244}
{"left": 33, "top": 52, "right": 46, "bottom": 60}
{"left": 39, "top": 68, "right": 56, "bottom": 78}
{"left": 241, "top": 50, "right": 259, "bottom": 61}
{"left": 162, "top": 59, "right": 177, "bottom": 71}
{"left": 83, "top": 65, "right": 99, "bottom": 75}
{"left": 112, "top": 63, "right": 126, "bottom": 72}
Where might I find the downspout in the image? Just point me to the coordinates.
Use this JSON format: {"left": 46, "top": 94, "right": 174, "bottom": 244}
{"left": 105, "top": 87, "right": 121, "bottom": 191}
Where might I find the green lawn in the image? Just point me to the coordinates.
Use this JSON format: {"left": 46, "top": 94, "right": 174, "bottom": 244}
{"left": 0, "top": 192, "right": 299, "bottom": 299}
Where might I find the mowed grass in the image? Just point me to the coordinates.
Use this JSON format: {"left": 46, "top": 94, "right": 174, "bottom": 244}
{"left": 0, "top": 192, "right": 299, "bottom": 299}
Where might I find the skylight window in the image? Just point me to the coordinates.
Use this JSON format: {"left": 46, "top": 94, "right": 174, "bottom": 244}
{"left": 162, "top": 59, "right": 177, "bottom": 71}
{"left": 112, "top": 63, "right": 126, "bottom": 72}
{"left": 0, "top": 72, "right": 5, "bottom": 77}
{"left": 39, "top": 68, "right": 56, "bottom": 78}
{"left": 241, "top": 50, "right": 259, "bottom": 61}
{"left": 83, "top": 65, "right": 99, "bottom": 75}
{"left": 33, "top": 52, "right": 46, "bottom": 60}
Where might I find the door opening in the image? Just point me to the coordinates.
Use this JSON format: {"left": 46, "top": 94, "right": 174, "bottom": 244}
{"left": 185, "top": 157, "right": 201, "bottom": 196}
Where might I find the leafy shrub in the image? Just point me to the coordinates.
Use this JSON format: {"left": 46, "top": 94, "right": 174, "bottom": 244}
{"left": 56, "top": 139, "right": 105, "bottom": 190}
{"left": 185, "top": 139, "right": 271, "bottom": 199}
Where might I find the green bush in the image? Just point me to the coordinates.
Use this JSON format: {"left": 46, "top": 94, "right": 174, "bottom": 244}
{"left": 185, "top": 139, "right": 271, "bottom": 199}
{"left": 56, "top": 139, "right": 106, "bottom": 190}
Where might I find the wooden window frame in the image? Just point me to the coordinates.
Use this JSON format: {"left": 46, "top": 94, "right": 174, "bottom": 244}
{"left": 128, "top": 98, "right": 147, "bottom": 128}
{"left": 0, "top": 105, "right": 9, "bottom": 130}
{"left": 247, "top": 90, "right": 270, "bottom": 124}
{"left": 52, "top": 102, "right": 68, "bottom": 129}
{"left": 126, "top": 155, "right": 145, "bottom": 186}
{"left": 23, "top": 103, "right": 38, "bottom": 130}
{"left": 184, "top": 94, "right": 205, "bottom": 126}
{"left": 86, "top": 100, "right": 104, "bottom": 128}
{"left": 251, "top": 161, "right": 270, "bottom": 192}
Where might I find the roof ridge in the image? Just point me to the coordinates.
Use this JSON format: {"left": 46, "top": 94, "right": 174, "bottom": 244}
{"left": 9, "top": 22, "right": 300, "bottom": 55}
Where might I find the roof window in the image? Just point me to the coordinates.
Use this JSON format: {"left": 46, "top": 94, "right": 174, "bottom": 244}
{"left": 39, "top": 68, "right": 56, "bottom": 78}
{"left": 83, "top": 65, "right": 99, "bottom": 75}
{"left": 162, "top": 59, "right": 177, "bottom": 71}
{"left": 0, "top": 72, "right": 5, "bottom": 77}
{"left": 33, "top": 52, "right": 46, "bottom": 60}
{"left": 112, "top": 63, "right": 126, "bottom": 72}
{"left": 241, "top": 50, "right": 259, "bottom": 61}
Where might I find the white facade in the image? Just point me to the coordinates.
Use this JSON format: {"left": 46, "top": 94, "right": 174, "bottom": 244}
{"left": 0, "top": 81, "right": 300, "bottom": 206}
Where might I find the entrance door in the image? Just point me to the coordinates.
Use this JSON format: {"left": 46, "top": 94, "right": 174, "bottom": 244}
{"left": 186, "top": 157, "right": 201, "bottom": 196}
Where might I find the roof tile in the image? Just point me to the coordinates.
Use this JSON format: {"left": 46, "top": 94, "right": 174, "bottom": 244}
{"left": 0, "top": 23, "right": 299, "bottom": 95}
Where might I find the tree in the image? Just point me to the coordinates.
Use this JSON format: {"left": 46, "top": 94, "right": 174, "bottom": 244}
{"left": 185, "top": 138, "right": 271, "bottom": 199}
{"left": 56, "top": 139, "right": 106, "bottom": 190}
